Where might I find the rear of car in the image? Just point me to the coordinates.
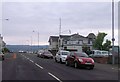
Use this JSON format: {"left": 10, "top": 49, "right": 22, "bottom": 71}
{"left": 0, "top": 52, "right": 4, "bottom": 61}
{"left": 41, "top": 51, "right": 53, "bottom": 59}
{"left": 66, "top": 52, "right": 94, "bottom": 70}
{"left": 37, "top": 50, "right": 44, "bottom": 57}
{"left": 55, "top": 50, "right": 70, "bottom": 63}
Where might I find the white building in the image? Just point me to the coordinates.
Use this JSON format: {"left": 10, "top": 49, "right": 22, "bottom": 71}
{"left": 48, "top": 33, "right": 96, "bottom": 54}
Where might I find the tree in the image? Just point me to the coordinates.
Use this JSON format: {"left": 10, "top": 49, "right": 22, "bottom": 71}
{"left": 2, "top": 47, "right": 10, "bottom": 53}
{"left": 93, "top": 32, "right": 111, "bottom": 51}
{"left": 102, "top": 39, "right": 111, "bottom": 51}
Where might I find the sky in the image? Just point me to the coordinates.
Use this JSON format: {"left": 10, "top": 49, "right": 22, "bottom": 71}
{"left": 0, "top": 0, "right": 119, "bottom": 45}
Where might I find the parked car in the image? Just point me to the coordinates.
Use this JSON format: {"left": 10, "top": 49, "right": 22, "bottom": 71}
{"left": 65, "top": 52, "right": 94, "bottom": 69}
{"left": 0, "top": 52, "right": 4, "bottom": 61}
{"left": 37, "top": 50, "right": 44, "bottom": 57}
{"left": 89, "top": 50, "right": 112, "bottom": 58}
{"left": 40, "top": 50, "right": 53, "bottom": 59}
{"left": 55, "top": 50, "right": 70, "bottom": 63}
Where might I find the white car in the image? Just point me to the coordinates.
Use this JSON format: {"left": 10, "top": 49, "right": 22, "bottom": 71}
{"left": 89, "top": 50, "right": 112, "bottom": 57}
{"left": 0, "top": 52, "right": 4, "bottom": 61}
{"left": 55, "top": 50, "right": 70, "bottom": 63}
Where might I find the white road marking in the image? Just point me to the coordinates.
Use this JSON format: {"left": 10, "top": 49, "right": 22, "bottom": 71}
{"left": 48, "top": 72, "right": 62, "bottom": 82}
{"left": 35, "top": 63, "right": 43, "bottom": 69}
{"left": 29, "top": 60, "right": 34, "bottom": 63}
{"left": 112, "top": 68, "right": 114, "bottom": 69}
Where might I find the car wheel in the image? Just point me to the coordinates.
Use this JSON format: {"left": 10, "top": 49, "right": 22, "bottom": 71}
{"left": 60, "top": 58, "right": 63, "bottom": 64}
{"left": 55, "top": 58, "right": 57, "bottom": 62}
{"left": 89, "top": 67, "right": 94, "bottom": 70}
{"left": 37, "top": 55, "right": 39, "bottom": 57}
{"left": 74, "top": 62, "right": 78, "bottom": 68}
{"left": 65, "top": 60, "right": 69, "bottom": 66}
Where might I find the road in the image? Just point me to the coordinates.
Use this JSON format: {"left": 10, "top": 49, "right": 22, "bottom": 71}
{"left": 2, "top": 53, "right": 119, "bottom": 82}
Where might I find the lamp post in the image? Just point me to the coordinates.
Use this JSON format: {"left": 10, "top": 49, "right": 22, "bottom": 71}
{"left": 58, "top": 18, "right": 71, "bottom": 51}
{"left": 0, "top": 18, "right": 9, "bottom": 20}
{"left": 58, "top": 18, "right": 61, "bottom": 51}
{"left": 30, "top": 36, "right": 33, "bottom": 52}
{"left": 26, "top": 40, "right": 30, "bottom": 53}
{"left": 112, "top": 0, "right": 115, "bottom": 64}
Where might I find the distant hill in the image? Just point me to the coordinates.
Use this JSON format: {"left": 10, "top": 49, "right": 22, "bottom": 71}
{"left": 6, "top": 45, "right": 48, "bottom": 52}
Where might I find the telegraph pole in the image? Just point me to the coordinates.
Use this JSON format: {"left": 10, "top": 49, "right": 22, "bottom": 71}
{"left": 58, "top": 18, "right": 61, "bottom": 51}
{"left": 112, "top": 0, "right": 115, "bottom": 64}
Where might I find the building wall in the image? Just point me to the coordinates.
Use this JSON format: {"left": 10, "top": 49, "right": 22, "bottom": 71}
{"left": 49, "top": 41, "right": 58, "bottom": 50}
{"left": 66, "top": 45, "right": 82, "bottom": 52}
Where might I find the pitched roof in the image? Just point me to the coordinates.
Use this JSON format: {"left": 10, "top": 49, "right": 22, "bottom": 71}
{"left": 48, "top": 36, "right": 59, "bottom": 42}
{"left": 87, "top": 33, "right": 96, "bottom": 38}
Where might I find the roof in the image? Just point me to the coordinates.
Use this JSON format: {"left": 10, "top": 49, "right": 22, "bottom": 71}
{"left": 60, "top": 35, "right": 71, "bottom": 40}
{"left": 87, "top": 33, "right": 96, "bottom": 38}
{"left": 48, "top": 36, "right": 59, "bottom": 42}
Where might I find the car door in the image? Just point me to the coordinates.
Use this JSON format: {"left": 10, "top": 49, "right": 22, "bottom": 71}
{"left": 69, "top": 52, "right": 75, "bottom": 65}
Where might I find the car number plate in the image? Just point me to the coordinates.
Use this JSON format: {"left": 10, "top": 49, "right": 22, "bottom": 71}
{"left": 85, "top": 63, "right": 92, "bottom": 65}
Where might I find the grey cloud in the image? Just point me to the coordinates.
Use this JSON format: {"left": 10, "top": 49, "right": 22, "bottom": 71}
{"left": 2, "top": 2, "right": 117, "bottom": 45}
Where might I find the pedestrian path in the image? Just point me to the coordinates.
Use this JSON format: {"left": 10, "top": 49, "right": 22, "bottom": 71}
{"left": 95, "top": 62, "right": 119, "bottom": 71}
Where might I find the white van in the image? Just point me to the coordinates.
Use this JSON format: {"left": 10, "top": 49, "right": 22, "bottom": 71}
{"left": 89, "top": 50, "right": 112, "bottom": 57}
{"left": 55, "top": 50, "right": 70, "bottom": 63}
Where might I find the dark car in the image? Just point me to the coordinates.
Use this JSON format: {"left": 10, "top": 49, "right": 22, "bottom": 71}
{"left": 40, "top": 51, "right": 53, "bottom": 59}
{"left": 65, "top": 52, "right": 95, "bottom": 70}
{"left": 37, "top": 50, "right": 44, "bottom": 57}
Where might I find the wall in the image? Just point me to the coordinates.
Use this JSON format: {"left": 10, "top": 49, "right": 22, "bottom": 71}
{"left": 66, "top": 45, "right": 82, "bottom": 52}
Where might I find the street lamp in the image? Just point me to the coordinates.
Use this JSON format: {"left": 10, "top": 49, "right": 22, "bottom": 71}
{"left": 58, "top": 18, "right": 71, "bottom": 51}
{"left": 33, "top": 30, "right": 39, "bottom": 50}
{"left": 0, "top": 18, "right": 9, "bottom": 21}
{"left": 112, "top": 0, "right": 115, "bottom": 64}
{"left": 30, "top": 36, "right": 33, "bottom": 52}
{"left": 26, "top": 40, "right": 30, "bottom": 52}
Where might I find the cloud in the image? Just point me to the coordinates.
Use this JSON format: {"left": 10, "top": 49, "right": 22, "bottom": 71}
{"left": 2, "top": 2, "right": 118, "bottom": 45}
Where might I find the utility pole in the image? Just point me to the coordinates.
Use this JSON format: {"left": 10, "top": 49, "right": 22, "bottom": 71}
{"left": 31, "top": 36, "right": 33, "bottom": 52}
{"left": 112, "top": 0, "right": 115, "bottom": 64}
{"left": 58, "top": 18, "right": 61, "bottom": 51}
{"left": 38, "top": 32, "right": 39, "bottom": 49}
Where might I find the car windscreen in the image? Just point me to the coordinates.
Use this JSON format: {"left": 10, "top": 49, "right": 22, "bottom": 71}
{"left": 101, "top": 51, "right": 108, "bottom": 54}
{"left": 75, "top": 52, "right": 88, "bottom": 57}
{"left": 61, "top": 52, "right": 69, "bottom": 55}
{"left": 44, "top": 51, "right": 51, "bottom": 54}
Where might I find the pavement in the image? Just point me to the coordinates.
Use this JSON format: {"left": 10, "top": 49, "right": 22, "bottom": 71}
{"left": 94, "top": 62, "right": 119, "bottom": 71}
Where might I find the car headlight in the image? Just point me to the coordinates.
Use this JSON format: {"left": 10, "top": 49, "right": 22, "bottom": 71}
{"left": 91, "top": 59, "right": 94, "bottom": 63}
{"left": 78, "top": 58, "right": 83, "bottom": 62}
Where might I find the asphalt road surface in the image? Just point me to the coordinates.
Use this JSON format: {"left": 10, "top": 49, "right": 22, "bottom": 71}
{"left": 2, "top": 53, "right": 119, "bottom": 82}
